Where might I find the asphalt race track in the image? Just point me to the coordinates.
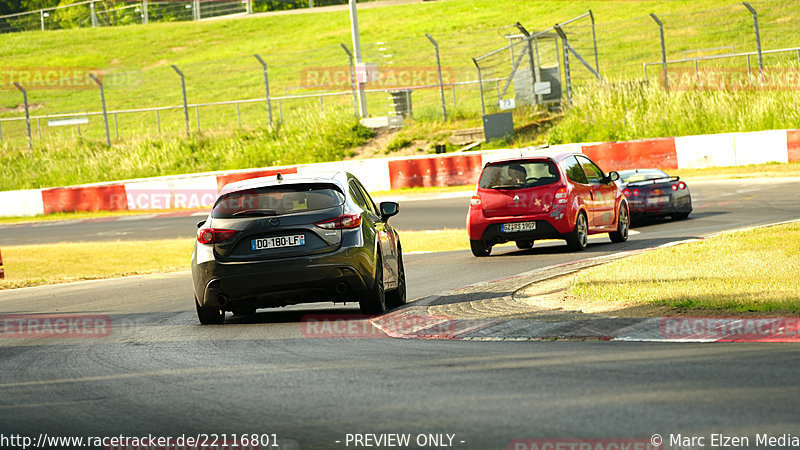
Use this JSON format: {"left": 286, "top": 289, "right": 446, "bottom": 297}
{"left": 1, "top": 178, "right": 799, "bottom": 449}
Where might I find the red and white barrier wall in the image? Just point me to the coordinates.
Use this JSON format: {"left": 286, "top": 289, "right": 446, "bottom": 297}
{"left": 2, "top": 128, "right": 799, "bottom": 217}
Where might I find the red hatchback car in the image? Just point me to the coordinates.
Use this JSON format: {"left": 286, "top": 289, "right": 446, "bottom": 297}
{"left": 467, "top": 152, "right": 630, "bottom": 256}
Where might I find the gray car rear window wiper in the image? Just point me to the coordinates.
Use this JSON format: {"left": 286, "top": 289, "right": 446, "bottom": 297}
{"left": 231, "top": 209, "right": 278, "bottom": 217}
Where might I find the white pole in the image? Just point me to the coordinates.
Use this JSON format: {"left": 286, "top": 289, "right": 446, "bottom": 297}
{"left": 349, "top": 0, "right": 367, "bottom": 118}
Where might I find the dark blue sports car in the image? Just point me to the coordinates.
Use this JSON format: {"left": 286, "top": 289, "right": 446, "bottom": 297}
{"left": 615, "top": 169, "right": 692, "bottom": 221}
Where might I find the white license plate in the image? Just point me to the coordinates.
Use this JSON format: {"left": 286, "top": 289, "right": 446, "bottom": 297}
{"left": 647, "top": 196, "right": 668, "bottom": 205}
{"left": 502, "top": 221, "right": 536, "bottom": 232}
{"left": 251, "top": 234, "right": 305, "bottom": 251}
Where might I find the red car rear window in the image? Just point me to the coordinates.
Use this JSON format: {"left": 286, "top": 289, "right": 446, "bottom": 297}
{"left": 479, "top": 161, "right": 560, "bottom": 189}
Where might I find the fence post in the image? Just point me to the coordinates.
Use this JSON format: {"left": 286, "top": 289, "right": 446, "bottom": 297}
{"left": 589, "top": 10, "right": 600, "bottom": 78}
{"left": 142, "top": 0, "right": 148, "bottom": 24}
{"left": 89, "top": 73, "right": 111, "bottom": 148}
{"left": 472, "top": 58, "right": 485, "bottom": 116}
{"left": 554, "top": 25, "right": 572, "bottom": 106}
{"left": 426, "top": 34, "right": 447, "bottom": 121}
{"left": 341, "top": 44, "right": 359, "bottom": 119}
{"left": 253, "top": 54, "right": 273, "bottom": 127}
{"left": 193, "top": 0, "right": 200, "bottom": 21}
{"left": 246, "top": 0, "right": 252, "bottom": 14}
{"left": 742, "top": 2, "right": 763, "bottom": 73}
{"left": 514, "top": 23, "right": 539, "bottom": 107}
{"left": 90, "top": 1, "right": 98, "bottom": 27}
{"left": 171, "top": 65, "right": 190, "bottom": 137}
{"left": 12, "top": 83, "right": 32, "bottom": 153}
{"left": 40, "top": 9, "right": 45, "bottom": 31}
{"left": 156, "top": 110, "right": 161, "bottom": 135}
{"left": 114, "top": 113, "right": 119, "bottom": 140}
{"left": 650, "top": 13, "right": 668, "bottom": 90}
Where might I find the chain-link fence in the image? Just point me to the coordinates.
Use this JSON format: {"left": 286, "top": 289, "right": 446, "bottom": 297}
{"left": 1, "top": 0, "right": 799, "bottom": 150}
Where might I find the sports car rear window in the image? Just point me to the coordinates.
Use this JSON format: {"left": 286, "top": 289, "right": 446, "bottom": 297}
{"left": 479, "top": 161, "right": 560, "bottom": 189}
{"left": 618, "top": 169, "right": 670, "bottom": 183}
{"left": 212, "top": 184, "right": 345, "bottom": 218}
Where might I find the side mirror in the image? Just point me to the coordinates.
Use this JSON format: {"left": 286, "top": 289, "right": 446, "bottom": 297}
{"left": 197, "top": 220, "right": 206, "bottom": 229}
{"left": 607, "top": 171, "right": 620, "bottom": 182}
{"left": 379, "top": 201, "right": 399, "bottom": 221}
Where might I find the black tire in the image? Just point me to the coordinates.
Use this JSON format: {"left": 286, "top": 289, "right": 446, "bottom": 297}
{"left": 672, "top": 212, "right": 690, "bottom": 220}
{"left": 566, "top": 211, "right": 589, "bottom": 251}
{"left": 515, "top": 240, "right": 534, "bottom": 249}
{"left": 470, "top": 239, "right": 492, "bottom": 257}
{"left": 195, "top": 297, "right": 224, "bottom": 325}
{"left": 385, "top": 248, "right": 406, "bottom": 309}
{"left": 359, "top": 251, "right": 387, "bottom": 315}
{"left": 609, "top": 202, "right": 630, "bottom": 243}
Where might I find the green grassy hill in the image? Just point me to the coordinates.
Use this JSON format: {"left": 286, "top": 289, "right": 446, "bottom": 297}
{"left": 1, "top": 0, "right": 799, "bottom": 190}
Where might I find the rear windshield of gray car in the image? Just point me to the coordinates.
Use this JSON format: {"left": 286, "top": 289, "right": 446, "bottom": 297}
{"left": 479, "top": 160, "right": 560, "bottom": 189}
{"left": 212, "top": 184, "right": 345, "bottom": 218}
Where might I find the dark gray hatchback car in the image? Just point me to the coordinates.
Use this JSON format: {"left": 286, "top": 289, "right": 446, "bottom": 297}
{"left": 191, "top": 171, "right": 405, "bottom": 324}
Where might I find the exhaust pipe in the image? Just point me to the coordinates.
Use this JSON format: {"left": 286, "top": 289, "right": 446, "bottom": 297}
{"left": 216, "top": 294, "right": 229, "bottom": 307}
{"left": 335, "top": 282, "right": 348, "bottom": 295}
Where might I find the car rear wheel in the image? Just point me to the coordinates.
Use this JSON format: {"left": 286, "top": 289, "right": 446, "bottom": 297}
{"left": 470, "top": 239, "right": 492, "bottom": 257}
{"left": 515, "top": 240, "right": 534, "bottom": 249}
{"left": 385, "top": 248, "right": 406, "bottom": 309}
{"left": 195, "top": 297, "right": 225, "bottom": 325}
{"left": 609, "top": 203, "right": 629, "bottom": 243}
{"left": 566, "top": 212, "right": 588, "bottom": 251}
{"left": 360, "top": 251, "right": 387, "bottom": 315}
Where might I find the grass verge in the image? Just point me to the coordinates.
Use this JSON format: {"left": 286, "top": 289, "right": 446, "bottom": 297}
{"left": 571, "top": 222, "right": 800, "bottom": 313}
{"left": 0, "top": 229, "right": 473, "bottom": 289}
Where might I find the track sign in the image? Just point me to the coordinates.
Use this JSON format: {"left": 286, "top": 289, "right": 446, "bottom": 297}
{"left": 499, "top": 98, "right": 516, "bottom": 111}
{"left": 534, "top": 82, "right": 552, "bottom": 95}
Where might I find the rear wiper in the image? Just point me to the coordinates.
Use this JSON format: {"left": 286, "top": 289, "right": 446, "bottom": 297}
{"left": 490, "top": 184, "right": 525, "bottom": 190}
{"left": 232, "top": 209, "right": 278, "bottom": 217}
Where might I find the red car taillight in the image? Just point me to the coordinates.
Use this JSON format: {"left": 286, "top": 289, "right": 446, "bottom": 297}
{"left": 678, "top": 181, "right": 687, "bottom": 190}
{"left": 554, "top": 187, "right": 568, "bottom": 205}
{"left": 315, "top": 214, "right": 362, "bottom": 229}
{"left": 632, "top": 189, "right": 641, "bottom": 197}
{"left": 622, "top": 188, "right": 632, "bottom": 197}
{"left": 671, "top": 184, "right": 678, "bottom": 191}
{"left": 197, "top": 228, "right": 239, "bottom": 244}
{"left": 470, "top": 195, "right": 481, "bottom": 206}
